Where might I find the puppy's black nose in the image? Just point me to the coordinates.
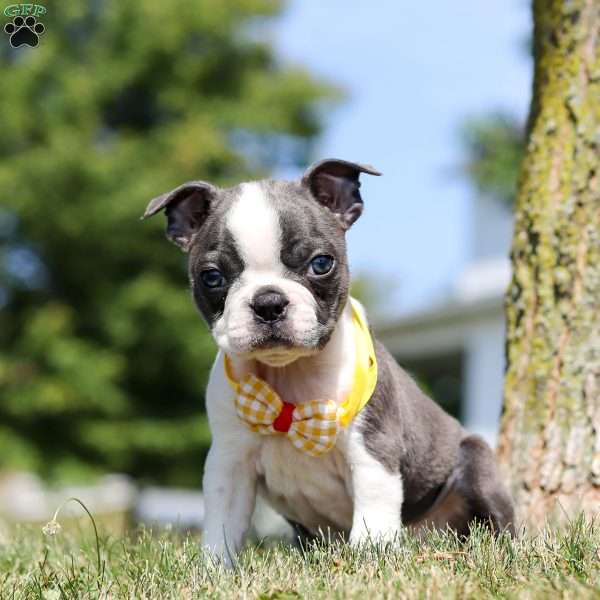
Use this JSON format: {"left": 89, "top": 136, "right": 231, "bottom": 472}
{"left": 251, "top": 289, "right": 289, "bottom": 324}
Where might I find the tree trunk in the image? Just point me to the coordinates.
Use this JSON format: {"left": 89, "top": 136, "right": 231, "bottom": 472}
{"left": 497, "top": 0, "right": 600, "bottom": 527}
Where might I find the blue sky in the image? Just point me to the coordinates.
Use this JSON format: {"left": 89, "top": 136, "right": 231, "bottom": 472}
{"left": 274, "top": 1, "right": 532, "bottom": 315}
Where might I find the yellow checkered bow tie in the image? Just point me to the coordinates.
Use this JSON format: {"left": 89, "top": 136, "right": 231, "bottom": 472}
{"left": 224, "top": 298, "right": 378, "bottom": 457}
{"left": 234, "top": 374, "right": 340, "bottom": 456}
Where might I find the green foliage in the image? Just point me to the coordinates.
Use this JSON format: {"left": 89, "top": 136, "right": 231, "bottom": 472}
{"left": 2, "top": 517, "right": 600, "bottom": 598}
{"left": 0, "top": 0, "right": 336, "bottom": 485}
{"left": 460, "top": 112, "right": 525, "bottom": 206}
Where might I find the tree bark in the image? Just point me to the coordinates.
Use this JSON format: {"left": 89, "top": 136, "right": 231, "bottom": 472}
{"left": 498, "top": 0, "right": 600, "bottom": 527}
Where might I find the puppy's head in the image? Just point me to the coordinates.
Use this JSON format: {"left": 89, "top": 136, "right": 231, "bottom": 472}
{"left": 143, "top": 159, "right": 380, "bottom": 367}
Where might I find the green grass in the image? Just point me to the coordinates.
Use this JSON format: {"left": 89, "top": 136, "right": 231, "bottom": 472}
{"left": 1, "top": 518, "right": 599, "bottom": 599}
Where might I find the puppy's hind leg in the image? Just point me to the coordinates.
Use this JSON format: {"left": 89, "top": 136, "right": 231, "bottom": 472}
{"left": 452, "top": 435, "right": 516, "bottom": 536}
{"left": 415, "top": 435, "right": 515, "bottom": 537}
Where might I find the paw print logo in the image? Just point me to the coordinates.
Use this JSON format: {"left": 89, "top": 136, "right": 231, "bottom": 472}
{"left": 4, "top": 15, "right": 45, "bottom": 48}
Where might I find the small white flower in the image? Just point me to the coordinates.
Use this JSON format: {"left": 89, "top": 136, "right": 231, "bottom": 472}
{"left": 42, "top": 519, "right": 62, "bottom": 537}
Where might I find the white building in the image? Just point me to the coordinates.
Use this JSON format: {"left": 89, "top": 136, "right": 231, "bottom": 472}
{"left": 375, "top": 195, "right": 513, "bottom": 446}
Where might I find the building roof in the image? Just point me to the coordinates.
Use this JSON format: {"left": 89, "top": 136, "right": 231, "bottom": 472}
{"left": 374, "top": 292, "right": 504, "bottom": 360}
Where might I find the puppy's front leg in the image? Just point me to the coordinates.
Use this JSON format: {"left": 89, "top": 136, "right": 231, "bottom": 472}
{"left": 348, "top": 432, "right": 404, "bottom": 545}
{"left": 202, "top": 443, "right": 257, "bottom": 565}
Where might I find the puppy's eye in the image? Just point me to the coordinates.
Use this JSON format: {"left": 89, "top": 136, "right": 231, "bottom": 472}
{"left": 200, "top": 269, "right": 226, "bottom": 288}
{"left": 309, "top": 255, "right": 334, "bottom": 276}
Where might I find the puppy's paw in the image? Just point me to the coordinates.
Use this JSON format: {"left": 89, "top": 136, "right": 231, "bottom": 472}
{"left": 349, "top": 524, "right": 402, "bottom": 548}
{"left": 200, "top": 543, "right": 237, "bottom": 570}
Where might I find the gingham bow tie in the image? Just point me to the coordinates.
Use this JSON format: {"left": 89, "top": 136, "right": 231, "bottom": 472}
{"left": 235, "top": 373, "right": 340, "bottom": 457}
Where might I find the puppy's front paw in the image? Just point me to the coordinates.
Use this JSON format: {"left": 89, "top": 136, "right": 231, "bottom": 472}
{"left": 349, "top": 522, "right": 402, "bottom": 547}
{"left": 200, "top": 543, "right": 236, "bottom": 569}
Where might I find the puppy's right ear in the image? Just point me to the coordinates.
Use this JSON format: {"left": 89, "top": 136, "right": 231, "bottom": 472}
{"left": 141, "top": 181, "right": 217, "bottom": 252}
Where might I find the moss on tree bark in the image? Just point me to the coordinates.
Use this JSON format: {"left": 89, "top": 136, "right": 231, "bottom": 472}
{"left": 498, "top": 0, "right": 600, "bottom": 525}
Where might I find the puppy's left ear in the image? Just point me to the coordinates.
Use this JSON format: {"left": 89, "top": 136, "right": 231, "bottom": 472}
{"left": 141, "top": 181, "right": 217, "bottom": 252}
{"left": 302, "top": 159, "right": 381, "bottom": 229}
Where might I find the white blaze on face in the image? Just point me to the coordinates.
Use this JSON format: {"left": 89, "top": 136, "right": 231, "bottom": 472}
{"left": 213, "top": 182, "right": 319, "bottom": 358}
{"left": 227, "top": 182, "right": 282, "bottom": 273}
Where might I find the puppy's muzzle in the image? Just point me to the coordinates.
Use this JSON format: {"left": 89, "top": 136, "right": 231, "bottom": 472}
{"left": 251, "top": 287, "right": 289, "bottom": 324}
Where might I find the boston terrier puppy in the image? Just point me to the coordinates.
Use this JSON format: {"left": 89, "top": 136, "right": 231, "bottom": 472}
{"left": 143, "top": 159, "right": 514, "bottom": 564}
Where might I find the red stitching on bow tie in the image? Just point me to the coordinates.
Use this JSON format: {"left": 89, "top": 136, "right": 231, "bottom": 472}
{"left": 273, "top": 401, "right": 295, "bottom": 433}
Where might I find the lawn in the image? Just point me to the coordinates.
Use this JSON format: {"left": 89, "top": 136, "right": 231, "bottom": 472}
{"left": 1, "top": 517, "right": 599, "bottom": 599}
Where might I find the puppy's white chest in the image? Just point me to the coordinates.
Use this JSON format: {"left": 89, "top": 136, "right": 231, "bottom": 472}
{"left": 255, "top": 433, "right": 354, "bottom": 534}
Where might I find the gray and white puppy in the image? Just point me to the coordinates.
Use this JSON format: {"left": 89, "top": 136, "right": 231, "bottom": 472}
{"left": 143, "top": 159, "right": 514, "bottom": 562}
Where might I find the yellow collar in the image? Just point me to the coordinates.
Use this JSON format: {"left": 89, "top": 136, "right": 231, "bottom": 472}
{"left": 224, "top": 297, "right": 378, "bottom": 428}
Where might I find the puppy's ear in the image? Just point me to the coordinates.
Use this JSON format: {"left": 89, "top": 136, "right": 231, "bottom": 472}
{"left": 142, "top": 181, "right": 217, "bottom": 251}
{"left": 302, "top": 159, "right": 381, "bottom": 229}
